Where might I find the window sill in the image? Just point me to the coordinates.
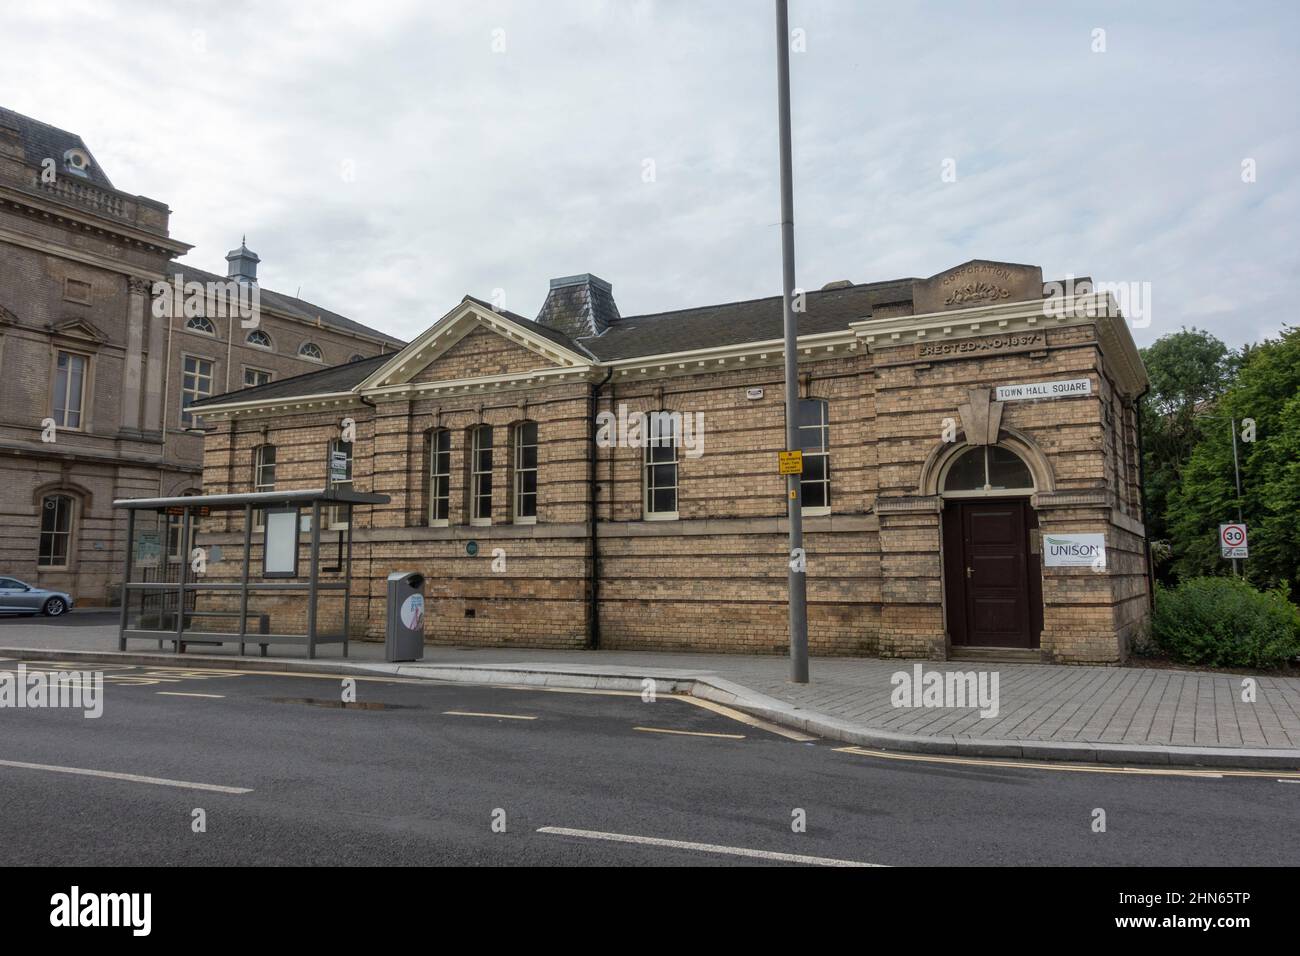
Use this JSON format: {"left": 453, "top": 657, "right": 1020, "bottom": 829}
{"left": 470, "top": 518, "right": 492, "bottom": 527}
{"left": 801, "top": 506, "right": 831, "bottom": 517}
{"left": 429, "top": 519, "right": 450, "bottom": 528}
{"left": 512, "top": 516, "right": 537, "bottom": 526}
{"left": 643, "top": 512, "right": 679, "bottom": 521}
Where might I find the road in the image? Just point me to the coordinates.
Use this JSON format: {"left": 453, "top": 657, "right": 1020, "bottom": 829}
{"left": 0, "top": 656, "right": 1296, "bottom": 866}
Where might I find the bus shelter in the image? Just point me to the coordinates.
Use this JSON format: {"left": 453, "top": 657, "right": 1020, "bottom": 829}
{"left": 113, "top": 488, "right": 388, "bottom": 658}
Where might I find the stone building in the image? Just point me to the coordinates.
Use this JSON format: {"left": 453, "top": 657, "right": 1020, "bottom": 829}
{"left": 191, "top": 260, "right": 1152, "bottom": 663}
{"left": 0, "top": 106, "right": 402, "bottom": 605}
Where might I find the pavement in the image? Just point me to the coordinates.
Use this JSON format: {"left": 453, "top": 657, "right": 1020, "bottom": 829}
{"left": 3, "top": 609, "right": 1299, "bottom": 770}
{"left": 3, "top": 658, "right": 1299, "bottom": 866}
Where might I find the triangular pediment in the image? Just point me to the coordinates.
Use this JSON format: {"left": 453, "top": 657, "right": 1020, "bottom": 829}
{"left": 358, "top": 299, "right": 593, "bottom": 391}
{"left": 48, "top": 317, "right": 107, "bottom": 344}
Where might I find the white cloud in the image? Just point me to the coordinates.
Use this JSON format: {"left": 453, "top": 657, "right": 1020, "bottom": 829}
{"left": 2, "top": 0, "right": 1295, "bottom": 348}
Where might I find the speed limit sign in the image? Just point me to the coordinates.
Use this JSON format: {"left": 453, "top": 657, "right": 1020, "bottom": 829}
{"left": 1220, "top": 523, "right": 1248, "bottom": 559}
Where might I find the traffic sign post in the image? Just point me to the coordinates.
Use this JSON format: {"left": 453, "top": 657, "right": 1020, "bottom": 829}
{"left": 1220, "top": 522, "right": 1248, "bottom": 575}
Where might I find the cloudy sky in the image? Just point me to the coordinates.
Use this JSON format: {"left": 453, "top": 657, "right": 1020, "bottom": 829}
{"left": 4, "top": 0, "right": 1296, "bottom": 348}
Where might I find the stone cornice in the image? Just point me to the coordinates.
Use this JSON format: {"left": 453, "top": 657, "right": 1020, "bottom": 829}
{"left": 851, "top": 293, "right": 1149, "bottom": 398}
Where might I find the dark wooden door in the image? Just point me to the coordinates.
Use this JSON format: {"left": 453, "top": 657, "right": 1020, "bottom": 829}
{"left": 944, "top": 499, "right": 1039, "bottom": 648}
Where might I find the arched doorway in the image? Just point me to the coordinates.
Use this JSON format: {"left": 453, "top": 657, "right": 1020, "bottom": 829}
{"left": 939, "top": 445, "right": 1043, "bottom": 649}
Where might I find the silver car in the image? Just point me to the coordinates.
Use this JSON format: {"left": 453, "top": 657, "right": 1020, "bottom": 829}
{"left": 0, "top": 577, "right": 75, "bottom": 616}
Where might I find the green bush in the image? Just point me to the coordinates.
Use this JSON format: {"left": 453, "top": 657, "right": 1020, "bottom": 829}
{"left": 1150, "top": 577, "right": 1300, "bottom": 669}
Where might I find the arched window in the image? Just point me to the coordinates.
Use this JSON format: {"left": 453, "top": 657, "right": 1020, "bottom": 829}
{"left": 37, "top": 494, "right": 75, "bottom": 567}
{"left": 349, "top": 353, "right": 365, "bottom": 363}
{"left": 186, "top": 316, "right": 216, "bottom": 335}
{"left": 943, "top": 445, "right": 1034, "bottom": 494}
{"left": 298, "top": 342, "right": 323, "bottom": 361}
{"left": 427, "top": 429, "right": 451, "bottom": 525}
{"left": 643, "top": 411, "right": 678, "bottom": 519}
{"left": 798, "top": 398, "right": 831, "bottom": 512}
{"left": 512, "top": 421, "right": 538, "bottom": 523}
{"left": 470, "top": 425, "right": 493, "bottom": 525}
{"left": 246, "top": 329, "right": 272, "bottom": 349}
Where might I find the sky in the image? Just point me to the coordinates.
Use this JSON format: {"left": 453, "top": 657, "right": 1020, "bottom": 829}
{"left": 2, "top": 0, "right": 1296, "bottom": 349}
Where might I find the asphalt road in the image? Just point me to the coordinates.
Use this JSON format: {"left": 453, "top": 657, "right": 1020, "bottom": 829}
{"left": 0, "top": 657, "right": 1296, "bottom": 866}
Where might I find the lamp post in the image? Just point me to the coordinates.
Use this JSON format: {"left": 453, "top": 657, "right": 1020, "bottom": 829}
{"left": 775, "top": 0, "right": 809, "bottom": 682}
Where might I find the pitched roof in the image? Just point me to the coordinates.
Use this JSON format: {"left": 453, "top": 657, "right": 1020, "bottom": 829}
{"left": 0, "top": 106, "right": 114, "bottom": 188}
{"left": 191, "top": 353, "right": 388, "bottom": 407}
{"left": 171, "top": 263, "right": 405, "bottom": 347}
{"left": 577, "top": 278, "right": 917, "bottom": 361}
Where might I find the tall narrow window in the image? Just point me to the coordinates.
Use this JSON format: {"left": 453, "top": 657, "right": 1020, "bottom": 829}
{"left": 799, "top": 398, "right": 831, "bottom": 512}
{"left": 253, "top": 444, "right": 277, "bottom": 530}
{"left": 53, "top": 351, "right": 87, "bottom": 429}
{"left": 180, "top": 356, "right": 213, "bottom": 427}
{"left": 470, "top": 425, "right": 493, "bottom": 525}
{"left": 513, "top": 421, "right": 538, "bottom": 523}
{"left": 644, "top": 411, "right": 678, "bottom": 519}
{"left": 37, "top": 494, "right": 73, "bottom": 567}
{"left": 327, "top": 439, "right": 353, "bottom": 529}
{"left": 427, "top": 429, "right": 451, "bottom": 525}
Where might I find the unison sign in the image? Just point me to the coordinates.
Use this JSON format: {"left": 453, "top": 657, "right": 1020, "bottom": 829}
{"left": 1042, "top": 533, "right": 1106, "bottom": 568}
{"left": 994, "top": 378, "right": 1092, "bottom": 402}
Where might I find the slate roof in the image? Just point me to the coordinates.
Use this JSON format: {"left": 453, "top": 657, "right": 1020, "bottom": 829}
{"left": 172, "top": 263, "right": 406, "bottom": 347}
{"left": 535, "top": 274, "right": 621, "bottom": 339}
{"left": 576, "top": 278, "right": 917, "bottom": 361}
{"left": 0, "top": 106, "right": 114, "bottom": 188}
{"left": 193, "top": 278, "right": 920, "bottom": 409}
{"left": 191, "top": 353, "right": 388, "bottom": 407}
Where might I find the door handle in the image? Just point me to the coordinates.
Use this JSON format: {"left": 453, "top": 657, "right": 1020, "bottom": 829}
{"left": 966, "top": 567, "right": 974, "bottom": 579}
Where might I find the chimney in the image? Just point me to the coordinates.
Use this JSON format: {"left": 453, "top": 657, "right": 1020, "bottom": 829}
{"left": 535, "top": 273, "right": 619, "bottom": 339}
{"left": 225, "top": 236, "right": 260, "bottom": 284}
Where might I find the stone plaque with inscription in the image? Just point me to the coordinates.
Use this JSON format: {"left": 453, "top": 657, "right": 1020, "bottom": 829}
{"left": 915, "top": 331, "right": 1045, "bottom": 360}
{"left": 912, "top": 260, "right": 1044, "bottom": 315}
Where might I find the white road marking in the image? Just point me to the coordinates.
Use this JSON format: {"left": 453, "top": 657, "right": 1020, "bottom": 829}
{"left": 0, "top": 758, "right": 251, "bottom": 794}
{"left": 157, "top": 692, "right": 225, "bottom": 699}
{"left": 442, "top": 710, "right": 536, "bottom": 721}
{"left": 537, "top": 826, "right": 881, "bottom": 867}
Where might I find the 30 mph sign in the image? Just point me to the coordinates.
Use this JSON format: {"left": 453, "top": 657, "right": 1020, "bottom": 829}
{"left": 1220, "top": 523, "right": 1248, "bottom": 559}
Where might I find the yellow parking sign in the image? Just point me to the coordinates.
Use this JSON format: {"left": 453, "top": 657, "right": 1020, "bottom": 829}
{"left": 778, "top": 450, "right": 803, "bottom": 475}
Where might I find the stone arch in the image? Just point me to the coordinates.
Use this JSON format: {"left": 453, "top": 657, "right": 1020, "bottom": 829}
{"left": 916, "top": 426, "right": 1055, "bottom": 496}
{"left": 31, "top": 479, "right": 93, "bottom": 513}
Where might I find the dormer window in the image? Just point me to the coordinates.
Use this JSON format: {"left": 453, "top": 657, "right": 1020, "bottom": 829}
{"left": 63, "top": 148, "right": 91, "bottom": 178}
{"left": 246, "top": 329, "right": 272, "bottom": 349}
{"left": 186, "top": 316, "right": 216, "bottom": 336}
{"left": 298, "top": 342, "right": 323, "bottom": 361}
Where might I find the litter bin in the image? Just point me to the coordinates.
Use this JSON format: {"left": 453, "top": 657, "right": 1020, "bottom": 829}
{"left": 385, "top": 571, "right": 426, "bottom": 662}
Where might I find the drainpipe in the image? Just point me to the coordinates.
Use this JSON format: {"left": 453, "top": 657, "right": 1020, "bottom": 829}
{"left": 1133, "top": 385, "right": 1155, "bottom": 610}
{"left": 588, "top": 368, "right": 613, "bottom": 649}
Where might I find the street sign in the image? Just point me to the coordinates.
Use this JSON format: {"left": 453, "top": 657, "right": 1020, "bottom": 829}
{"left": 1220, "top": 523, "right": 1248, "bottom": 559}
{"left": 778, "top": 450, "right": 804, "bottom": 475}
{"left": 994, "top": 378, "right": 1092, "bottom": 402}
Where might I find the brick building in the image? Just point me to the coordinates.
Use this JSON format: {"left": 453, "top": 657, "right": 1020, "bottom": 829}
{"left": 191, "top": 260, "right": 1151, "bottom": 663}
{"left": 0, "top": 106, "right": 402, "bottom": 605}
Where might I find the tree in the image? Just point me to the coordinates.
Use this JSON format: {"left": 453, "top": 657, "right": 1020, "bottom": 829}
{"left": 1165, "top": 327, "right": 1300, "bottom": 598}
{"left": 1138, "top": 328, "right": 1238, "bottom": 575}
